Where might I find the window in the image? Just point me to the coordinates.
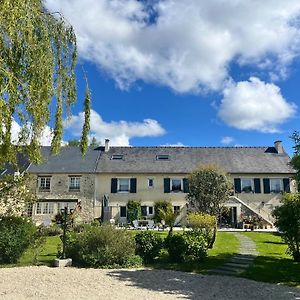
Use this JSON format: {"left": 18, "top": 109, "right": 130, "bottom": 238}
{"left": 270, "top": 179, "right": 282, "bottom": 193}
{"left": 118, "top": 178, "right": 130, "bottom": 192}
{"left": 171, "top": 179, "right": 182, "bottom": 192}
{"left": 141, "top": 206, "right": 147, "bottom": 217}
{"left": 156, "top": 155, "right": 169, "bottom": 160}
{"left": 57, "top": 201, "right": 77, "bottom": 212}
{"left": 39, "top": 177, "right": 51, "bottom": 191}
{"left": 24, "top": 203, "right": 33, "bottom": 217}
{"left": 148, "top": 178, "right": 154, "bottom": 188}
{"left": 36, "top": 202, "right": 54, "bottom": 215}
{"left": 173, "top": 206, "right": 181, "bottom": 213}
{"left": 241, "top": 179, "right": 252, "bottom": 193}
{"left": 120, "top": 206, "right": 127, "bottom": 218}
{"left": 69, "top": 176, "right": 80, "bottom": 191}
{"left": 111, "top": 154, "right": 123, "bottom": 160}
{"left": 148, "top": 206, "right": 154, "bottom": 215}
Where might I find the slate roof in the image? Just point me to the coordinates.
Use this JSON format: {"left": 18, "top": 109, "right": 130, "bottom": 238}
{"left": 28, "top": 146, "right": 102, "bottom": 174}
{"left": 0, "top": 153, "right": 31, "bottom": 176}
{"left": 96, "top": 146, "right": 295, "bottom": 174}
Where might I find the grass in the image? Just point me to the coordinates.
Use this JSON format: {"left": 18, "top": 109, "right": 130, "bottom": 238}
{"left": 148, "top": 231, "right": 240, "bottom": 273}
{"left": 241, "top": 232, "right": 300, "bottom": 287}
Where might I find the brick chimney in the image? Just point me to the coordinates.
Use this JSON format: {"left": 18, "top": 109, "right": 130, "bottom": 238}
{"left": 105, "top": 139, "right": 110, "bottom": 152}
{"left": 274, "top": 140, "right": 284, "bottom": 154}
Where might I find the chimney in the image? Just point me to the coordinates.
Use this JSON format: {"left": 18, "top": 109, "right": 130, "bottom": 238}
{"left": 274, "top": 140, "right": 284, "bottom": 154}
{"left": 105, "top": 139, "right": 110, "bottom": 152}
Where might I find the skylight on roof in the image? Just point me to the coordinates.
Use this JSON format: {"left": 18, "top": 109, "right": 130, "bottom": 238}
{"left": 111, "top": 154, "right": 123, "bottom": 160}
{"left": 156, "top": 155, "right": 169, "bottom": 160}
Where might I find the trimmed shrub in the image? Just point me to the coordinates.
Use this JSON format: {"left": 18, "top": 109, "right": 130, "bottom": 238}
{"left": 154, "top": 200, "right": 172, "bottom": 223}
{"left": 184, "top": 230, "right": 208, "bottom": 261}
{"left": 165, "top": 234, "right": 187, "bottom": 262}
{"left": 0, "top": 216, "right": 37, "bottom": 263}
{"left": 135, "top": 231, "right": 163, "bottom": 263}
{"left": 38, "top": 223, "right": 63, "bottom": 236}
{"left": 65, "top": 224, "right": 139, "bottom": 267}
{"left": 127, "top": 200, "right": 141, "bottom": 223}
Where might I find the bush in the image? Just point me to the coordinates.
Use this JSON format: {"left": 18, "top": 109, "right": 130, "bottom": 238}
{"left": 65, "top": 224, "right": 138, "bottom": 267}
{"left": 187, "top": 212, "right": 217, "bottom": 248}
{"left": 183, "top": 230, "right": 208, "bottom": 261}
{"left": 0, "top": 216, "right": 37, "bottom": 263}
{"left": 135, "top": 231, "right": 163, "bottom": 263}
{"left": 165, "top": 234, "right": 187, "bottom": 262}
{"left": 127, "top": 200, "right": 141, "bottom": 223}
{"left": 154, "top": 200, "right": 172, "bottom": 223}
{"left": 273, "top": 193, "right": 300, "bottom": 261}
{"left": 38, "top": 223, "right": 63, "bottom": 236}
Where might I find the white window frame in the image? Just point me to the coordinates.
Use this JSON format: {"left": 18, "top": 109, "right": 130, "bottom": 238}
{"left": 69, "top": 176, "right": 81, "bottom": 191}
{"left": 36, "top": 202, "right": 54, "bottom": 215}
{"left": 156, "top": 155, "right": 169, "bottom": 160}
{"left": 38, "top": 177, "right": 51, "bottom": 191}
{"left": 117, "top": 178, "right": 130, "bottom": 193}
{"left": 241, "top": 178, "right": 253, "bottom": 193}
{"left": 270, "top": 178, "right": 283, "bottom": 193}
{"left": 148, "top": 178, "right": 154, "bottom": 188}
{"left": 170, "top": 178, "right": 183, "bottom": 193}
{"left": 111, "top": 154, "right": 124, "bottom": 160}
{"left": 57, "top": 202, "right": 77, "bottom": 213}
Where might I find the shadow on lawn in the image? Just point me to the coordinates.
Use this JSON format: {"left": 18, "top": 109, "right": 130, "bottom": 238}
{"left": 243, "top": 255, "right": 300, "bottom": 287}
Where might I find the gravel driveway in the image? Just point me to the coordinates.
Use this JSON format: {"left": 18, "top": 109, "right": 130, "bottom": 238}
{"left": 0, "top": 267, "right": 299, "bottom": 300}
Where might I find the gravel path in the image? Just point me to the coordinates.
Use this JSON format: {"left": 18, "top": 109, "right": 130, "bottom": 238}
{"left": 0, "top": 267, "right": 299, "bottom": 300}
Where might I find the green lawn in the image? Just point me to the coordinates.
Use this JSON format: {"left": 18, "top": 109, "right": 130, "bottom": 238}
{"left": 149, "top": 231, "right": 240, "bottom": 273}
{"left": 241, "top": 232, "right": 300, "bottom": 287}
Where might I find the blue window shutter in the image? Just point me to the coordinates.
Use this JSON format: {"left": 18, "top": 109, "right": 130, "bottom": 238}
{"left": 164, "top": 178, "right": 170, "bottom": 193}
{"left": 254, "top": 178, "right": 261, "bottom": 193}
{"left": 130, "top": 178, "right": 137, "bottom": 193}
{"left": 234, "top": 178, "right": 241, "bottom": 193}
{"left": 263, "top": 178, "right": 270, "bottom": 194}
{"left": 283, "top": 178, "right": 290, "bottom": 193}
{"left": 183, "top": 178, "right": 189, "bottom": 193}
{"left": 111, "top": 178, "right": 117, "bottom": 193}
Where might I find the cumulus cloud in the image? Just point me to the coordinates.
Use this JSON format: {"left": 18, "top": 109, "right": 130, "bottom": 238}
{"left": 45, "top": 0, "right": 300, "bottom": 93}
{"left": 218, "top": 77, "right": 297, "bottom": 133}
{"left": 64, "top": 109, "right": 166, "bottom": 146}
{"left": 11, "top": 120, "right": 53, "bottom": 146}
{"left": 221, "top": 136, "right": 234, "bottom": 145}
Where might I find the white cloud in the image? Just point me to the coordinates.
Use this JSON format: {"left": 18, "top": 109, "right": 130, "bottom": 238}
{"left": 64, "top": 109, "right": 166, "bottom": 146}
{"left": 218, "top": 77, "right": 297, "bottom": 133}
{"left": 11, "top": 120, "right": 53, "bottom": 146}
{"left": 45, "top": 0, "right": 300, "bottom": 93}
{"left": 221, "top": 136, "right": 234, "bottom": 145}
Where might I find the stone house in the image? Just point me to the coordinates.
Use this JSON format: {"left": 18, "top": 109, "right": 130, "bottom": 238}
{"left": 10, "top": 139, "right": 295, "bottom": 227}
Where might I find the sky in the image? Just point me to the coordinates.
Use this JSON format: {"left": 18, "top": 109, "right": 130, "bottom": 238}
{"left": 36, "top": 0, "right": 300, "bottom": 155}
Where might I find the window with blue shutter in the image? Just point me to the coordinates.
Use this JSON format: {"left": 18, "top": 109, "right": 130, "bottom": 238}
{"left": 164, "top": 178, "right": 170, "bottom": 193}
{"left": 111, "top": 178, "right": 117, "bottom": 193}
{"left": 130, "top": 178, "right": 137, "bottom": 193}
{"left": 254, "top": 178, "right": 261, "bottom": 193}
{"left": 234, "top": 178, "right": 241, "bottom": 193}
{"left": 283, "top": 178, "right": 290, "bottom": 193}
{"left": 263, "top": 178, "right": 270, "bottom": 194}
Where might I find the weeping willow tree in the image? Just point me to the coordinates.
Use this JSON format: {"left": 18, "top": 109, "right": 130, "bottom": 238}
{"left": 0, "top": 0, "right": 89, "bottom": 168}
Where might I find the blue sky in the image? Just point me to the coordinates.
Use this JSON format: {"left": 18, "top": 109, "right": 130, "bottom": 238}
{"left": 43, "top": 1, "right": 300, "bottom": 156}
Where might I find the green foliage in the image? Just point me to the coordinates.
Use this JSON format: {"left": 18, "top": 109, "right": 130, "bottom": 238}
{"left": 0, "top": 216, "right": 37, "bottom": 263}
{"left": 38, "top": 224, "right": 63, "bottom": 236}
{"left": 67, "top": 139, "right": 80, "bottom": 147}
{"left": 290, "top": 131, "right": 300, "bottom": 191}
{"left": 165, "top": 234, "right": 187, "bottom": 262}
{"left": 90, "top": 137, "right": 100, "bottom": 148}
{"left": 273, "top": 193, "right": 300, "bottom": 261}
{"left": 187, "top": 212, "right": 217, "bottom": 248}
{"left": 0, "top": 0, "right": 91, "bottom": 167}
{"left": 154, "top": 200, "right": 172, "bottom": 223}
{"left": 80, "top": 79, "right": 91, "bottom": 156}
{"left": 127, "top": 200, "right": 141, "bottom": 223}
{"left": 65, "top": 224, "right": 139, "bottom": 267}
{"left": 135, "top": 231, "right": 163, "bottom": 263}
{"left": 158, "top": 206, "right": 181, "bottom": 235}
{"left": 187, "top": 164, "right": 232, "bottom": 216}
{"left": 0, "top": 174, "right": 36, "bottom": 216}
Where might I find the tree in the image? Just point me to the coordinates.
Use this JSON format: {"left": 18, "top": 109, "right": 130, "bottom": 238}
{"left": 0, "top": 0, "right": 89, "bottom": 168}
{"left": 187, "top": 165, "right": 232, "bottom": 216}
{"left": 0, "top": 174, "right": 36, "bottom": 216}
{"left": 67, "top": 139, "right": 80, "bottom": 147}
{"left": 158, "top": 206, "right": 181, "bottom": 236}
{"left": 273, "top": 193, "right": 300, "bottom": 262}
{"left": 90, "top": 137, "right": 100, "bottom": 148}
{"left": 290, "top": 131, "right": 300, "bottom": 191}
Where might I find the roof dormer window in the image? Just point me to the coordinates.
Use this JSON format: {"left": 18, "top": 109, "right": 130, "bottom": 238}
{"left": 156, "top": 155, "right": 169, "bottom": 160}
{"left": 111, "top": 154, "right": 124, "bottom": 160}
